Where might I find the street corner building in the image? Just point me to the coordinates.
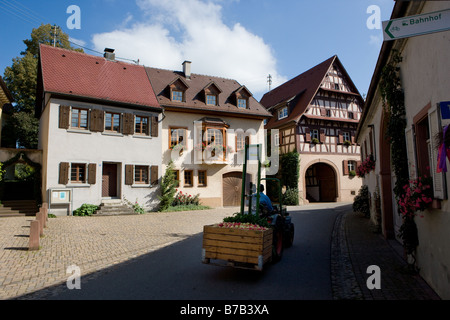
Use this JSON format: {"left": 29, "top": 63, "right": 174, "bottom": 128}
{"left": 260, "top": 55, "right": 364, "bottom": 204}
{"left": 356, "top": 1, "right": 450, "bottom": 299}
{"left": 36, "top": 44, "right": 163, "bottom": 215}
{"left": 145, "top": 62, "right": 272, "bottom": 208}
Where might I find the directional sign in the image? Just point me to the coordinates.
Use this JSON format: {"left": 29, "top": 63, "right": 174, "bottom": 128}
{"left": 383, "top": 8, "right": 450, "bottom": 41}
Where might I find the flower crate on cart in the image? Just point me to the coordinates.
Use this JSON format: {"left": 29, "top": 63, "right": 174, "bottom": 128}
{"left": 202, "top": 223, "right": 273, "bottom": 271}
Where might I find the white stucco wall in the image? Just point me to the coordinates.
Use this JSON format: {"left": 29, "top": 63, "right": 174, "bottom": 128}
{"left": 161, "top": 111, "right": 267, "bottom": 207}
{"left": 40, "top": 98, "right": 162, "bottom": 215}
{"left": 398, "top": 1, "right": 450, "bottom": 299}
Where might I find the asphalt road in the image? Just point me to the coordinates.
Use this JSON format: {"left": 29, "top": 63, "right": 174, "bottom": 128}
{"left": 45, "top": 203, "right": 343, "bottom": 301}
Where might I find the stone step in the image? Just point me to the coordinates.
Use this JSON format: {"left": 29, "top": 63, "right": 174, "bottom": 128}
{"left": 0, "top": 200, "right": 38, "bottom": 217}
{"left": 94, "top": 201, "right": 137, "bottom": 216}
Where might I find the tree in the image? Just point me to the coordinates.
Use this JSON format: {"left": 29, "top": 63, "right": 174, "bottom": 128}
{"left": 2, "top": 24, "right": 83, "bottom": 148}
{"left": 158, "top": 161, "right": 178, "bottom": 211}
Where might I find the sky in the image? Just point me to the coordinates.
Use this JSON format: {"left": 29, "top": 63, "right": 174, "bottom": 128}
{"left": 0, "top": 0, "right": 395, "bottom": 101}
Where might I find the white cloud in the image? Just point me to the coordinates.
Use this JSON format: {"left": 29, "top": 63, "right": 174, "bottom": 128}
{"left": 369, "top": 34, "right": 383, "bottom": 47}
{"left": 91, "top": 0, "right": 286, "bottom": 97}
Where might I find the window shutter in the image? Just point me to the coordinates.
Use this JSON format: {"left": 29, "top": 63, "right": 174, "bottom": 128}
{"left": 320, "top": 108, "right": 327, "bottom": 117}
{"left": 151, "top": 116, "right": 159, "bottom": 137}
{"left": 405, "top": 127, "right": 417, "bottom": 180}
{"left": 338, "top": 130, "right": 344, "bottom": 144}
{"left": 88, "top": 164, "right": 97, "bottom": 185}
{"left": 125, "top": 165, "right": 134, "bottom": 185}
{"left": 90, "top": 109, "right": 104, "bottom": 132}
{"left": 343, "top": 160, "right": 349, "bottom": 175}
{"left": 123, "top": 113, "right": 135, "bottom": 135}
{"left": 305, "top": 128, "right": 311, "bottom": 143}
{"left": 428, "top": 106, "right": 447, "bottom": 200}
{"left": 320, "top": 129, "right": 326, "bottom": 143}
{"left": 351, "top": 131, "right": 356, "bottom": 145}
{"left": 59, "top": 162, "right": 69, "bottom": 185}
{"left": 59, "top": 105, "right": 71, "bottom": 129}
{"left": 151, "top": 166, "right": 159, "bottom": 185}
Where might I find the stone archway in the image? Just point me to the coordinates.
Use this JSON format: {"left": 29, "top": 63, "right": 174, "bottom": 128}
{"left": 0, "top": 149, "right": 42, "bottom": 203}
{"left": 304, "top": 160, "right": 339, "bottom": 203}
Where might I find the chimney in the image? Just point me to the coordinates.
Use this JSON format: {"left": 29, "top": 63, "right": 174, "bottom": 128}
{"left": 104, "top": 48, "right": 116, "bottom": 61}
{"left": 183, "top": 61, "right": 192, "bottom": 79}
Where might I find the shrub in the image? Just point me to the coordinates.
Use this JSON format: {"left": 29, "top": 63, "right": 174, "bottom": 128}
{"left": 283, "top": 187, "right": 299, "bottom": 206}
{"left": 172, "top": 190, "right": 200, "bottom": 207}
{"left": 353, "top": 185, "right": 370, "bottom": 218}
{"left": 223, "top": 212, "right": 270, "bottom": 228}
{"left": 73, "top": 204, "right": 99, "bottom": 216}
{"left": 158, "top": 161, "right": 178, "bottom": 211}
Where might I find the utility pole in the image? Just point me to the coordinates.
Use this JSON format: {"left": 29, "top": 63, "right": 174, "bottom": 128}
{"left": 267, "top": 74, "right": 273, "bottom": 91}
{"left": 51, "top": 24, "right": 59, "bottom": 47}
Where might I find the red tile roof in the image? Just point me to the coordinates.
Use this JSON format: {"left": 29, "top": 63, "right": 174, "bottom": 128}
{"left": 260, "top": 56, "right": 336, "bottom": 129}
{"left": 145, "top": 66, "right": 272, "bottom": 119}
{"left": 38, "top": 44, "right": 161, "bottom": 110}
{"left": 260, "top": 55, "right": 363, "bottom": 130}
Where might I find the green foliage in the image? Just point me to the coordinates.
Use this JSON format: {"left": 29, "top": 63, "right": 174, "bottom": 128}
{"left": 280, "top": 151, "right": 299, "bottom": 190}
{"left": 2, "top": 24, "right": 83, "bottom": 149}
{"left": 223, "top": 212, "right": 270, "bottom": 228}
{"left": 0, "top": 163, "right": 5, "bottom": 182}
{"left": 380, "top": 51, "right": 417, "bottom": 257}
{"left": 73, "top": 204, "right": 99, "bottom": 216}
{"left": 158, "top": 161, "right": 178, "bottom": 211}
{"left": 161, "top": 204, "right": 211, "bottom": 212}
{"left": 283, "top": 187, "right": 299, "bottom": 206}
{"left": 172, "top": 191, "right": 200, "bottom": 207}
{"left": 353, "top": 185, "right": 370, "bottom": 218}
{"left": 380, "top": 51, "right": 409, "bottom": 201}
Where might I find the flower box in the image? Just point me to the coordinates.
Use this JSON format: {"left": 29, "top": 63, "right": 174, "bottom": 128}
{"left": 202, "top": 224, "right": 273, "bottom": 270}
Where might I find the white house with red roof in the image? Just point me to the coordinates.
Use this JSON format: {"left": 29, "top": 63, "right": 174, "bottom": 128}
{"left": 36, "top": 45, "right": 163, "bottom": 215}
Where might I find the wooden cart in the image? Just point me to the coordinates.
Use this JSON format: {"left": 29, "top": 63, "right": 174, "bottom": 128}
{"left": 202, "top": 224, "right": 273, "bottom": 271}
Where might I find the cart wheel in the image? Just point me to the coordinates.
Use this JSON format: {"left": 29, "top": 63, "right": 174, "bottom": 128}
{"left": 284, "top": 224, "right": 294, "bottom": 248}
{"left": 272, "top": 227, "right": 284, "bottom": 263}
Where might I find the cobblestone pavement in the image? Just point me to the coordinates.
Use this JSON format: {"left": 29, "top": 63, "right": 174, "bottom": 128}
{"left": 333, "top": 209, "right": 441, "bottom": 300}
{"left": 0, "top": 208, "right": 237, "bottom": 300}
{"left": 0, "top": 205, "right": 442, "bottom": 300}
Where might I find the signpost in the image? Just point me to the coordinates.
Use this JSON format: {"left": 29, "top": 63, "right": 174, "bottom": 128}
{"left": 383, "top": 8, "right": 450, "bottom": 41}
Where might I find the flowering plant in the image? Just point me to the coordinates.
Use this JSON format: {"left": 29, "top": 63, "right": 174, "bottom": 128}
{"left": 170, "top": 143, "right": 185, "bottom": 151}
{"left": 172, "top": 190, "right": 200, "bottom": 207}
{"left": 217, "top": 222, "right": 268, "bottom": 231}
{"left": 398, "top": 173, "right": 433, "bottom": 218}
{"left": 356, "top": 155, "right": 375, "bottom": 178}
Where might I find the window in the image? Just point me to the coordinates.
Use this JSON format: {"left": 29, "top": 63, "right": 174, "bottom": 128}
{"left": 184, "top": 170, "right": 193, "bottom": 187}
{"left": 334, "top": 83, "right": 340, "bottom": 90}
{"left": 311, "top": 129, "right": 319, "bottom": 140}
{"left": 238, "top": 98, "right": 247, "bottom": 109}
{"left": 134, "top": 166, "right": 149, "bottom": 184}
{"left": 305, "top": 167, "right": 318, "bottom": 187}
{"left": 343, "top": 132, "right": 350, "bottom": 142}
{"left": 71, "top": 108, "right": 88, "bottom": 129}
{"left": 198, "top": 170, "right": 207, "bottom": 187}
{"left": 348, "top": 111, "right": 354, "bottom": 119}
{"left": 206, "top": 94, "right": 217, "bottom": 106}
{"left": 326, "top": 109, "right": 331, "bottom": 117}
{"left": 172, "top": 90, "right": 184, "bottom": 102}
{"left": 170, "top": 128, "right": 187, "bottom": 149}
{"left": 135, "top": 116, "right": 149, "bottom": 135}
{"left": 236, "top": 133, "right": 250, "bottom": 152}
{"left": 348, "top": 161, "right": 356, "bottom": 172}
{"left": 105, "top": 112, "right": 121, "bottom": 133}
{"left": 278, "top": 107, "right": 288, "bottom": 120}
{"left": 71, "top": 163, "right": 86, "bottom": 183}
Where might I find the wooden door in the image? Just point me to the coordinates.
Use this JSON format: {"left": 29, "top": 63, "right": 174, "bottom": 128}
{"left": 317, "top": 164, "right": 336, "bottom": 202}
{"left": 102, "top": 164, "right": 117, "bottom": 197}
{"left": 222, "top": 172, "right": 252, "bottom": 207}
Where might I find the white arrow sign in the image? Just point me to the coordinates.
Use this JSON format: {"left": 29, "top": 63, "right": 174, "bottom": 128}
{"left": 383, "top": 8, "right": 450, "bottom": 41}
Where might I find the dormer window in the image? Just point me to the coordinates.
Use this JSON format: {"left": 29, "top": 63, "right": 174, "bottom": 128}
{"left": 207, "top": 94, "right": 217, "bottom": 106}
{"left": 238, "top": 98, "right": 247, "bottom": 109}
{"left": 168, "top": 77, "right": 189, "bottom": 103}
{"left": 172, "top": 90, "right": 184, "bottom": 102}
{"left": 234, "top": 86, "right": 252, "bottom": 110}
{"left": 278, "top": 107, "right": 288, "bottom": 120}
{"left": 203, "top": 82, "right": 222, "bottom": 106}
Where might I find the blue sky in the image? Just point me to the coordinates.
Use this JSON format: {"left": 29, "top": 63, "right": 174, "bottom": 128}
{"left": 0, "top": 0, "right": 395, "bottom": 100}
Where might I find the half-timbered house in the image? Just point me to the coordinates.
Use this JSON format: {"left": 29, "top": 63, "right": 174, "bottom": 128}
{"left": 261, "top": 55, "right": 364, "bottom": 203}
